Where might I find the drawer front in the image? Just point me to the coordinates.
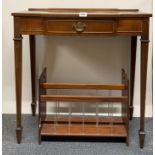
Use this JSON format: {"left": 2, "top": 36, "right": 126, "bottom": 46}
{"left": 46, "top": 20, "right": 115, "bottom": 34}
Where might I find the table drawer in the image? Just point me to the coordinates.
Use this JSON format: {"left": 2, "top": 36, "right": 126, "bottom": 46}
{"left": 46, "top": 20, "right": 115, "bottom": 34}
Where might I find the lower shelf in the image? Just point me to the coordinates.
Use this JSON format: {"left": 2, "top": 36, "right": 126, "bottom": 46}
{"left": 40, "top": 123, "right": 127, "bottom": 137}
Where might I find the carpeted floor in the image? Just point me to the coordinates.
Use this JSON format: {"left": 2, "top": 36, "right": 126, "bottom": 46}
{"left": 2, "top": 115, "right": 152, "bottom": 155}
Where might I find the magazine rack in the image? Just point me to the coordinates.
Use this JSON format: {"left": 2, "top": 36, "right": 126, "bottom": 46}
{"left": 38, "top": 68, "right": 129, "bottom": 144}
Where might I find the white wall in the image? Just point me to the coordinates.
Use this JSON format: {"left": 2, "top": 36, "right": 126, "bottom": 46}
{"left": 2, "top": 0, "right": 152, "bottom": 117}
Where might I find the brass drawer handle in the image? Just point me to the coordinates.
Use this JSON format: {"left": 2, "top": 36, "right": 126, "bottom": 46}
{"left": 73, "top": 22, "right": 86, "bottom": 33}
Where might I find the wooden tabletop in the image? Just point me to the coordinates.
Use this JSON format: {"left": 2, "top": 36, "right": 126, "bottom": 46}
{"left": 12, "top": 8, "right": 152, "bottom": 17}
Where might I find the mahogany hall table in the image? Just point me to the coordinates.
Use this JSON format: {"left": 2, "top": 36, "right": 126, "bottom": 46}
{"left": 12, "top": 8, "right": 152, "bottom": 148}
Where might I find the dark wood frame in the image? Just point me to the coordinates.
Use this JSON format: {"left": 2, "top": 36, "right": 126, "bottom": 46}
{"left": 12, "top": 8, "right": 152, "bottom": 148}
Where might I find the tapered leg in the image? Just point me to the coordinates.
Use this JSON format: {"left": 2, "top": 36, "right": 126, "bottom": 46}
{"left": 139, "top": 18, "right": 149, "bottom": 148}
{"left": 139, "top": 39, "right": 149, "bottom": 148}
{"left": 29, "top": 35, "right": 36, "bottom": 116}
{"left": 130, "top": 36, "right": 137, "bottom": 120}
{"left": 14, "top": 35, "right": 23, "bottom": 144}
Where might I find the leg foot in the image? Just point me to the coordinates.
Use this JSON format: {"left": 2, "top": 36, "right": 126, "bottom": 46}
{"left": 139, "top": 130, "right": 145, "bottom": 148}
{"left": 126, "top": 137, "right": 129, "bottom": 146}
{"left": 31, "top": 102, "right": 36, "bottom": 116}
{"left": 129, "top": 106, "right": 133, "bottom": 120}
{"left": 38, "top": 124, "right": 41, "bottom": 144}
{"left": 16, "top": 127, "right": 23, "bottom": 144}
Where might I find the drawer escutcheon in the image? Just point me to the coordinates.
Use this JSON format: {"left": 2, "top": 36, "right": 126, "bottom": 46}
{"left": 73, "top": 21, "right": 86, "bottom": 33}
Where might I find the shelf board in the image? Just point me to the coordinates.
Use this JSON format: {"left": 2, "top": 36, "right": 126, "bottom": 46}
{"left": 40, "top": 95, "right": 128, "bottom": 102}
{"left": 40, "top": 83, "right": 126, "bottom": 90}
{"left": 40, "top": 124, "right": 127, "bottom": 137}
